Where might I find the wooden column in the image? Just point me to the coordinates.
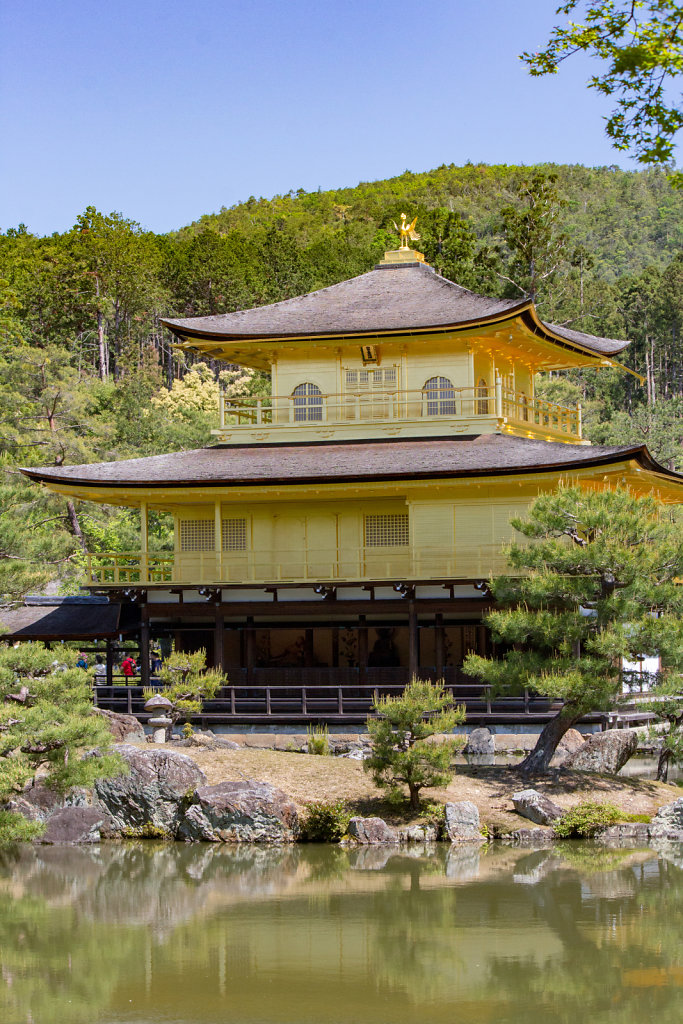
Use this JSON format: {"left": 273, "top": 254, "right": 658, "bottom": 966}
{"left": 434, "top": 612, "right": 444, "bottom": 679}
{"left": 105, "top": 639, "right": 114, "bottom": 686}
{"left": 408, "top": 602, "right": 418, "bottom": 679}
{"left": 245, "top": 616, "right": 255, "bottom": 686}
{"left": 358, "top": 615, "right": 368, "bottom": 686}
{"left": 331, "top": 626, "right": 339, "bottom": 668}
{"left": 214, "top": 500, "right": 222, "bottom": 581}
{"left": 140, "top": 608, "right": 150, "bottom": 687}
{"left": 214, "top": 610, "right": 225, "bottom": 673}
{"left": 140, "top": 501, "right": 148, "bottom": 583}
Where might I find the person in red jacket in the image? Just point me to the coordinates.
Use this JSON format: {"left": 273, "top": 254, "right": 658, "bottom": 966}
{"left": 121, "top": 655, "right": 137, "bottom": 678}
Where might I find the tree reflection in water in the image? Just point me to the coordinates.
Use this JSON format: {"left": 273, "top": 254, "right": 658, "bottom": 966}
{"left": 0, "top": 840, "right": 681, "bottom": 1024}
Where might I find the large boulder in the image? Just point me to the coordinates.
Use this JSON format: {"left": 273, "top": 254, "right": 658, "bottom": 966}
{"left": 347, "top": 816, "right": 399, "bottom": 844}
{"left": 94, "top": 744, "right": 207, "bottom": 837}
{"left": 463, "top": 727, "right": 495, "bottom": 757}
{"left": 650, "top": 798, "right": 683, "bottom": 840}
{"left": 500, "top": 828, "right": 556, "bottom": 847}
{"left": 3, "top": 784, "right": 92, "bottom": 823}
{"left": 594, "top": 822, "right": 652, "bottom": 845}
{"left": 178, "top": 779, "right": 299, "bottom": 843}
{"left": 564, "top": 729, "right": 638, "bottom": 774}
{"left": 512, "top": 789, "right": 563, "bottom": 826}
{"left": 550, "top": 729, "right": 586, "bottom": 767}
{"left": 95, "top": 708, "right": 145, "bottom": 744}
{"left": 40, "top": 806, "right": 112, "bottom": 845}
{"left": 444, "top": 801, "right": 485, "bottom": 844}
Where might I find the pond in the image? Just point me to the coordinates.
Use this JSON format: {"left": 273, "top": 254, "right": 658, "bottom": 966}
{"left": 1, "top": 840, "right": 682, "bottom": 1024}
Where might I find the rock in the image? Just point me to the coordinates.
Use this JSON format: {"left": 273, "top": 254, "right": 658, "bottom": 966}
{"left": 347, "top": 817, "right": 399, "bottom": 844}
{"left": 397, "top": 825, "right": 437, "bottom": 842}
{"left": 94, "top": 744, "right": 207, "bottom": 837}
{"left": 651, "top": 798, "right": 683, "bottom": 839}
{"left": 513, "top": 851, "right": 563, "bottom": 884}
{"left": 444, "top": 801, "right": 485, "bottom": 844}
{"left": 512, "top": 788, "right": 563, "bottom": 826}
{"left": 3, "top": 784, "right": 91, "bottom": 823}
{"left": 445, "top": 846, "right": 481, "bottom": 880}
{"left": 94, "top": 708, "right": 145, "bottom": 743}
{"left": 464, "top": 727, "right": 495, "bottom": 756}
{"left": 550, "top": 728, "right": 586, "bottom": 767}
{"left": 500, "top": 828, "right": 556, "bottom": 847}
{"left": 40, "top": 807, "right": 112, "bottom": 845}
{"left": 177, "top": 733, "right": 240, "bottom": 751}
{"left": 178, "top": 780, "right": 299, "bottom": 843}
{"left": 594, "top": 822, "right": 652, "bottom": 845}
{"left": 564, "top": 729, "right": 638, "bottom": 774}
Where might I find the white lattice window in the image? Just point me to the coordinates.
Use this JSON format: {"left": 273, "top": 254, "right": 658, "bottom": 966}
{"left": 179, "top": 520, "right": 215, "bottom": 552}
{"left": 364, "top": 513, "right": 409, "bottom": 547}
{"left": 345, "top": 367, "right": 398, "bottom": 391}
{"left": 423, "top": 375, "right": 456, "bottom": 416}
{"left": 222, "top": 518, "right": 247, "bottom": 551}
{"left": 292, "top": 382, "right": 323, "bottom": 422}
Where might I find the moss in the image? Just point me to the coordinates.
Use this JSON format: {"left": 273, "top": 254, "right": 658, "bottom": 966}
{"left": 120, "top": 822, "right": 172, "bottom": 840}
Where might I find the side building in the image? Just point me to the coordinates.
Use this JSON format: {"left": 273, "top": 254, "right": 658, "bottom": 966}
{"left": 20, "top": 243, "right": 683, "bottom": 723}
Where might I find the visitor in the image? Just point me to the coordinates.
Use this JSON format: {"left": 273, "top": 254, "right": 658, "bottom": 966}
{"left": 76, "top": 651, "right": 88, "bottom": 670}
{"left": 151, "top": 646, "right": 163, "bottom": 675}
{"left": 121, "top": 654, "right": 137, "bottom": 678}
{"left": 94, "top": 654, "right": 107, "bottom": 680}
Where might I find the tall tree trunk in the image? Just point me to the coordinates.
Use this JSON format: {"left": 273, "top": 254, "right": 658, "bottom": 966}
{"left": 66, "top": 500, "right": 87, "bottom": 553}
{"left": 657, "top": 745, "right": 670, "bottom": 782}
{"left": 519, "top": 710, "right": 582, "bottom": 773}
{"left": 95, "top": 275, "right": 107, "bottom": 381}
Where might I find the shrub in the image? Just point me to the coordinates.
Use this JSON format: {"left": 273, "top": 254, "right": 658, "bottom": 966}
{"left": 421, "top": 801, "right": 446, "bottom": 837}
{"left": 553, "top": 801, "right": 648, "bottom": 838}
{"left": 300, "top": 800, "right": 350, "bottom": 842}
{"left": 307, "top": 724, "right": 330, "bottom": 756}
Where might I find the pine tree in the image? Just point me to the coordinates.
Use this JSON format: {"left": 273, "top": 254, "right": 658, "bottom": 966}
{"left": 364, "top": 680, "right": 465, "bottom": 810}
{"left": 464, "top": 487, "right": 683, "bottom": 773}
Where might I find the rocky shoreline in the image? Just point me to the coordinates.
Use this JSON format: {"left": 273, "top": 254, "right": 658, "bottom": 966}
{"left": 6, "top": 740, "right": 683, "bottom": 850}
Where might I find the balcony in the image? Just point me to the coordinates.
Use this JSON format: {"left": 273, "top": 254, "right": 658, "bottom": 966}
{"left": 85, "top": 544, "right": 515, "bottom": 587}
{"left": 214, "top": 384, "right": 584, "bottom": 444}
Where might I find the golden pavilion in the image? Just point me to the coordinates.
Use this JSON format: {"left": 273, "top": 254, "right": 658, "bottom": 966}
{"left": 21, "top": 236, "right": 683, "bottom": 723}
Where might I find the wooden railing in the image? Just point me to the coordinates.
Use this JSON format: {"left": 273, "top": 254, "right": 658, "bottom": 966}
{"left": 85, "top": 543, "right": 513, "bottom": 586}
{"left": 219, "top": 385, "right": 581, "bottom": 440}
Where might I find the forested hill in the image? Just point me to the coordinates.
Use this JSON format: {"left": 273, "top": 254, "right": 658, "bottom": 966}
{"left": 1, "top": 162, "right": 682, "bottom": 602}
{"left": 180, "top": 163, "right": 683, "bottom": 280}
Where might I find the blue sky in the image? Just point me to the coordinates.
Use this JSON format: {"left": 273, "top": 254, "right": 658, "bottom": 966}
{"left": 0, "top": 0, "right": 673, "bottom": 235}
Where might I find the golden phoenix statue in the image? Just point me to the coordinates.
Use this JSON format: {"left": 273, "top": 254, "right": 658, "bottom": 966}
{"left": 393, "top": 212, "right": 420, "bottom": 250}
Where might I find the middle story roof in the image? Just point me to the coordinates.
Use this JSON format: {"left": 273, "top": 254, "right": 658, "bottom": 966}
{"left": 21, "top": 434, "right": 681, "bottom": 495}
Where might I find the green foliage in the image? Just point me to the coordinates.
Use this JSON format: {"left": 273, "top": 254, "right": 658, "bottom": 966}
{"left": 156, "top": 648, "right": 224, "bottom": 725}
{"left": 420, "top": 800, "right": 447, "bottom": 837}
{"left": 642, "top": 676, "right": 683, "bottom": 780}
{"left": 300, "top": 800, "right": 351, "bottom": 842}
{"left": 464, "top": 487, "right": 683, "bottom": 771}
{"left": 0, "top": 810, "right": 44, "bottom": 843}
{"left": 553, "top": 800, "right": 648, "bottom": 838}
{"left": 306, "top": 723, "right": 330, "bottom": 756}
{"left": 522, "top": 1, "right": 683, "bottom": 180}
{"left": 0, "top": 642, "right": 124, "bottom": 840}
{"left": 364, "top": 680, "right": 465, "bottom": 810}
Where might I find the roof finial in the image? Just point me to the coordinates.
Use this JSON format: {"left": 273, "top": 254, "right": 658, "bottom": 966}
{"left": 393, "top": 213, "right": 420, "bottom": 251}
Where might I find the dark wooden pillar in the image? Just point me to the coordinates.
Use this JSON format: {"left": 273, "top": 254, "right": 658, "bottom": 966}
{"left": 214, "top": 611, "right": 225, "bottom": 673}
{"left": 358, "top": 615, "right": 368, "bottom": 686}
{"left": 408, "top": 602, "right": 418, "bottom": 679}
{"left": 304, "top": 628, "right": 314, "bottom": 667}
{"left": 435, "top": 612, "right": 444, "bottom": 679}
{"left": 140, "top": 609, "right": 150, "bottom": 687}
{"left": 105, "top": 639, "right": 114, "bottom": 686}
{"left": 245, "top": 616, "right": 255, "bottom": 685}
{"left": 331, "top": 626, "right": 339, "bottom": 668}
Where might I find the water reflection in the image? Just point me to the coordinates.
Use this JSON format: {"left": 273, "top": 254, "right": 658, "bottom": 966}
{"left": 1, "top": 840, "right": 682, "bottom": 1024}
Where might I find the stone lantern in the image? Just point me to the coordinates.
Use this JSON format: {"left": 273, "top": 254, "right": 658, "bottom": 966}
{"left": 144, "top": 693, "right": 174, "bottom": 743}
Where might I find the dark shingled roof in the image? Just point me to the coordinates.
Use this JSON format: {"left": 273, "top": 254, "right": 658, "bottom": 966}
{"left": 21, "top": 435, "right": 677, "bottom": 489}
{"left": 161, "top": 262, "right": 628, "bottom": 357}
{"left": 0, "top": 601, "right": 122, "bottom": 640}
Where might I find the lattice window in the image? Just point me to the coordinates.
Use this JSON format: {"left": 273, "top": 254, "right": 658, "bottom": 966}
{"left": 345, "top": 367, "right": 398, "bottom": 391}
{"left": 222, "top": 517, "right": 247, "bottom": 551}
{"left": 179, "top": 520, "right": 215, "bottom": 552}
{"left": 364, "top": 513, "right": 409, "bottom": 547}
{"left": 423, "top": 375, "right": 456, "bottom": 416}
{"left": 292, "top": 382, "right": 323, "bottom": 422}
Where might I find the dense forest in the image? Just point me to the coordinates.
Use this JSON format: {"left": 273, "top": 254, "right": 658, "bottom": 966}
{"left": 1, "top": 162, "right": 682, "bottom": 603}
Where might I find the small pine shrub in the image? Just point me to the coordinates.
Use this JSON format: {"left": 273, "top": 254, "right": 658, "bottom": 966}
{"left": 421, "top": 801, "right": 446, "bottom": 837}
{"left": 307, "top": 724, "right": 330, "bottom": 756}
{"left": 182, "top": 722, "right": 194, "bottom": 739}
{"left": 553, "top": 801, "right": 639, "bottom": 839}
{"left": 0, "top": 810, "right": 45, "bottom": 843}
{"left": 301, "top": 800, "right": 350, "bottom": 842}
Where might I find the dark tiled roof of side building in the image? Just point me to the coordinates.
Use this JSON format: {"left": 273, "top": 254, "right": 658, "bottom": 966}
{"left": 161, "top": 262, "right": 628, "bottom": 357}
{"left": 21, "top": 434, "right": 678, "bottom": 489}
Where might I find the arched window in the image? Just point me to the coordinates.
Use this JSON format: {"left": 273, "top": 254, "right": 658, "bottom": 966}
{"left": 291, "top": 382, "right": 323, "bottom": 422}
{"left": 423, "top": 376, "right": 456, "bottom": 416}
{"left": 475, "top": 378, "right": 489, "bottom": 416}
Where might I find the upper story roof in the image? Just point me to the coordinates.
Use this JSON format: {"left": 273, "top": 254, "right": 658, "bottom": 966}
{"left": 161, "top": 261, "right": 629, "bottom": 358}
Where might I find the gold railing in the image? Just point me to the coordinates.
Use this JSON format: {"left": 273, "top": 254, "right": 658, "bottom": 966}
{"left": 219, "top": 385, "right": 581, "bottom": 439}
{"left": 86, "top": 544, "right": 514, "bottom": 587}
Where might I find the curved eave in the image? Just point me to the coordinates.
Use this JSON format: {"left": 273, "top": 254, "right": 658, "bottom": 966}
{"left": 20, "top": 445, "right": 680, "bottom": 493}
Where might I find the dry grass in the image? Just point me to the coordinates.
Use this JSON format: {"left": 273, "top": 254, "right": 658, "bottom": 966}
{"left": 180, "top": 746, "right": 681, "bottom": 832}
